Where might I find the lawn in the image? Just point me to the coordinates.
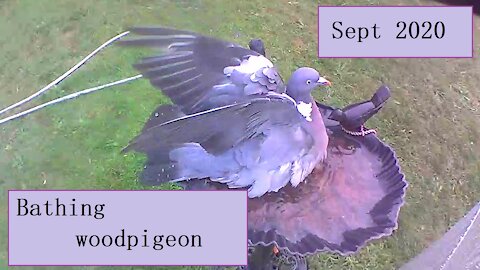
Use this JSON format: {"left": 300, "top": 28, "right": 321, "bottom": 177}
{"left": 0, "top": 0, "right": 479, "bottom": 269}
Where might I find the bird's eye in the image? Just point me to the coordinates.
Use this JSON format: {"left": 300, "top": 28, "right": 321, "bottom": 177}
{"left": 306, "top": 80, "right": 311, "bottom": 85}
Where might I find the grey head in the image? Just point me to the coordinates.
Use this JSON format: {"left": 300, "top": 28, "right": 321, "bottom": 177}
{"left": 286, "top": 67, "right": 331, "bottom": 103}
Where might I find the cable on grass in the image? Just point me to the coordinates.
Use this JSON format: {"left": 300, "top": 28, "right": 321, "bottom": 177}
{"left": 0, "top": 75, "right": 143, "bottom": 125}
{"left": 0, "top": 30, "right": 131, "bottom": 116}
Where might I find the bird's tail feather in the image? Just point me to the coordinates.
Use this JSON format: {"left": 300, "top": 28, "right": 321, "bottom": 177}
{"left": 139, "top": 143, "right": 219, "bottom": 185}
{"left": 140, "top": 162, "right": 182, "bottom": 185}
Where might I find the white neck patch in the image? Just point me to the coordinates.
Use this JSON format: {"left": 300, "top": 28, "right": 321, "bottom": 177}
{"left": 296, "top": 102, "right": 312, "bottom": 122}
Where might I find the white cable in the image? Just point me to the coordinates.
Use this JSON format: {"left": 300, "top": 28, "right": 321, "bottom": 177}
{"left": 0, "top": 75, "right": 143, "bottom": 125}
{"left": 0, "top": 31, "right": 131, "bottom": 116}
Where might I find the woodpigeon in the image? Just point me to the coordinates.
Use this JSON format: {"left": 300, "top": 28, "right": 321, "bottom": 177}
{"left": 119, "top": 27, "right": 331, "bottom": 198}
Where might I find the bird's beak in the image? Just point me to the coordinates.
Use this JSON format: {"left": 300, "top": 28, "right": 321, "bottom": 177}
{"left": 317, "top": 77, "right": 331, "bottom": 87}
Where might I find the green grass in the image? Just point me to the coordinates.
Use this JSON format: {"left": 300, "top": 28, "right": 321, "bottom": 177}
{"left": 1, "top": 0, "right": 479, "bottom": 269}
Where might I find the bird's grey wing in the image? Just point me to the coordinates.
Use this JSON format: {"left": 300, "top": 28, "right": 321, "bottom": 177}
{"left": 123, "top": 93, "right": 305, "bottom": 156}
{"left": 118, "top": 26, "right": 286, "bottom": 114}
{"left": 141, "top": 104, "right": 186, "bottom": 131}
{"left": 125, "top": 93, "right": 319, "bottom": 197}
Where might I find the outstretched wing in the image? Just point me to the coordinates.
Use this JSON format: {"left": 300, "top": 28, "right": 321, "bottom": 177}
{"left": 119, "top": 26, "right": 285, "bottom": 114}
{"left": 124, "top": 93, "right": 304, "bottom": 156}
{"left": 123, "top": 93, "right": 321, "bottom": 198}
